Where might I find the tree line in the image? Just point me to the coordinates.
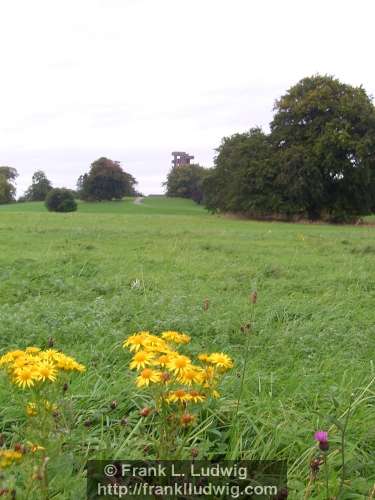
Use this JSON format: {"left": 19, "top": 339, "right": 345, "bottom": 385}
{"left": 0, "top": 157, "right": 139, "bottom": 210}
{"left": 165, "top": 75, "right": 375, "bottom": 222}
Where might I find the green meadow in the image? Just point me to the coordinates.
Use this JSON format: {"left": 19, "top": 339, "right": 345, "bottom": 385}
{"left": 0, "top": 196, "right": 375, "bottom": 498}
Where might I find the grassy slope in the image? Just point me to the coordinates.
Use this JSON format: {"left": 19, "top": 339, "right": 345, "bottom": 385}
{"left": 0, "top": 196, "right": 375, "bottom": 496}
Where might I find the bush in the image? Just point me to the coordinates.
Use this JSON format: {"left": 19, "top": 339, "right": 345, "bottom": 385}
{"left": 45, "top": 188, "right": 77, "bottom": 213}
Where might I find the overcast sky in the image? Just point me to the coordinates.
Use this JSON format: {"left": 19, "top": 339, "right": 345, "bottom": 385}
{"left": 1, "top": 0, "right": 374, "bottom": 196}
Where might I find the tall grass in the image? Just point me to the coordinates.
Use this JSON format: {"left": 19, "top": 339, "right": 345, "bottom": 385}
{"left": 0, "top": 198, "right": 374, "bottom": 497}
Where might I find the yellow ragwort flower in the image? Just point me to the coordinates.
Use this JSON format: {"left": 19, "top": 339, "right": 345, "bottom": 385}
{"left": 197, "top": 353, "right": 210, "bottom": 363}
{"left": 36, "top": 361, "right": 58, "bottom": 382}
{"left": 207, "top": 353, "right": 233, "bottom": 370}
{"left": 13, "top": 366, "right": 38, "bottom": 389}
{"left": 123, "top": 332, "right": 152, "bottom": 352}
{"left": 0, "top": 450, "right": 23, "bottom": 469}
{"left": 26, "top": 402, "right": 38, "bottom": 417}
{"left": 25, "top": 347, "right": 41, "bottom": 354}
{"left": 177, "top": 367, "right": 203, "bottom": 386}
{"left": 161, "top": 331, "right": 191, "bottom": 344}
{"left": 129, "top": 350, "right": 154, "bottom": 370}
{"left": 166, "top": 354, "right": 192, "bottom": 375}
{"left": 135, "top": 368, "right": 162, "bottom": 388}
{"left": 187, "top": 390, "right": 206, "bottom": 403}
{"left": 165, "top": 389, "right": 191, "bottom": 404}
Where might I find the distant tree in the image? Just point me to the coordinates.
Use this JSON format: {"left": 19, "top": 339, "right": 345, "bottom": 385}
{"left": 45, "top": 188, "right": 77, "bottom": 212}
{"left": 77, "top": 157, "right": 137, "bottom": 201}
{"left": 203, "top": 128, "right": 277, "bottom": 213}
{"left": 0, "top": 167, "right": 18, "bottom": 204}
{"left": 270, "top": 74, "right": 375, "bottom": 221}
{"left": 24, "top": 170, "right": 53, "bottom": 201}
{"left": 164, "top": 163, "right": 209, "bottom": 203}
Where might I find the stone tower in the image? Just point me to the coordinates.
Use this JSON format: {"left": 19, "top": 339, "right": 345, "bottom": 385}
{"left": 171, "top": 151, "right": 194, "bottom": 168}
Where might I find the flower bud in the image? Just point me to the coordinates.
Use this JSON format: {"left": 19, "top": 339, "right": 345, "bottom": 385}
{"left": 139, "top": 407, "right": 151, "bottom": 417}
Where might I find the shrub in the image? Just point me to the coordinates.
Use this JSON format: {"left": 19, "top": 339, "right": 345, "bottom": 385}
{"left": 45, "top": 188, "right": 77, "bottom": 213}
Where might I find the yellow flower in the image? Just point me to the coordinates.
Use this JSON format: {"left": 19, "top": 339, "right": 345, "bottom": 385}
{"left": 177, "top": 367, "right": 203, "bottom": 386}
{"left": 207, "top": 353, "right": 233, "bottom": 370}
{"left": 187, "top": 390, "right": 206, "bottom": 403}
{"left": 36, "top": 361, "right": 57, "bottom": 382}
{"left": 0, "top": 450, "right": 23, "bottom": 468}
{"left": 26, "top": 402, "right": 38, "bottom": 417}
{"left": 14, "top": 366, "right": 38, "bottom": 389}
{"left": 135, "top": 368, "right": 162, "bottom": 387}
{"left": 166, "top": 354, "right": 191, "bottom": 375}
{"left": 165, "top": 389, "right": 190, "bottom": 404}
{"left": 152, "top": 353, "right": 172, "bottom": 367}
{"left": 44, "top": 400, "right": 58, "bottom": 412}
{"left": 25, "top": 347, "right": 41, "bottom": 354}
{"left": 54, "top": 354, "right": 86, "bottom": 372}
{"left": 161, "top": 331, "right": 191, "bottom": 344}
{"left": 123, "top": 332, "right": 151, "bottom": 352}
{"left": 12, "top": 356, "right": 30, "bottom": 370}
{"left": 200, "top": 366, "right": 217, "bottom": 387}
{"left": 198, "top": 353, "right": 210, "bottom": 362}
{"left": 129, "top": 350, "right": 154, "bottom": 370}
{"left": 27, "top": 442, "right": 45, "bottom": 453}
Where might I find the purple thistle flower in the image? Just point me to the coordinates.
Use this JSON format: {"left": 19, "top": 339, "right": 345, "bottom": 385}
{"left": 314, "top": 431, "right": 328, "bottom": 443}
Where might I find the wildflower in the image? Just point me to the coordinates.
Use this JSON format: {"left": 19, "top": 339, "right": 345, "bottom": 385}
{"left": 197, "top": 354, "right": 210, "bottom": 363}
{"left": 177, "top": 367, "right": 203, "bottom": 386}
{"left": 44, "top": 400, "right": 58, "bottom": 412}
{"left": 314, "top": 431, "right": 328, "bottom": 442}
{"left": 26, "top": 402, "right": 38, "bottom": 417}
{"left": 0, "top": 450, "right": 23, "bottom": 469}
{"left": 13, "top": 366, "right": 38, "bottom": 389}
{"left": 27, "top": 442, "right": 45, "bottom": 453}
{"left": 123, "top": 332, "right": 151, "bottom": 352}
{"left": 314, "top": 430, "right": 329, "bottom": 451}
{"left": 180, "top": 413, "right": 196, "bottom": 427}
{"left": 165, "top": 389, "right": 190, "bottom": 404}
{"left": 136, "top": 368, "right": 162, "bottom": 388}
{"left": 139, "top": 407, "right": 152, "bottom": 417}
{"left": 161, "top": 331, "right": 191, "bottom": 344}
{"left": 166, "top": 354, "right": 191, "bottom": 375}
{"left": 153, "top": 354, "right": 171, "bottom": 367}
{"left": 36, "top": 361, "right": 57, "bottom": 382}
{"left": 129, "top": 350, "right": 154, "bottom": 370}
{"left": 207, "top": 353, "right": 233, "bottom": 370}
{"left": 187, "top": 390, "right": 206, "bottom": 403}
{"left": 200, "top": 366, "right": 217, "bottom": 387}
{"left": 25, "top": 347, "right": 41, "bottom": 354}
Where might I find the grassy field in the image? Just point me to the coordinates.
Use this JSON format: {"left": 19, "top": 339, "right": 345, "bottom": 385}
{"left": 0, "top": 196, "right": 375, "bottom": 498}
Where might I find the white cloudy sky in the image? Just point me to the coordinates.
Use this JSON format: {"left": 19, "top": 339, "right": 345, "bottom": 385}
{"left": 1, "top": 0, "right": 374, "bottom": 195}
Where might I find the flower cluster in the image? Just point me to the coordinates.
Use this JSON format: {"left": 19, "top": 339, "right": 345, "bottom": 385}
{"left": 123, "top": 331, "right": 233, "bottom": 415}
{"left": 0, "top": 449, "right": 23, "bottom": 469}
{"left": 0, "top": 347, "right": 86, "bottom": 389}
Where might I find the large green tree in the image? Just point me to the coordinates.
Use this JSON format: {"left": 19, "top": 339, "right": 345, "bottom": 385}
{"left": 270, "top": 74, "right": 375, "bottom": 220}
{"left": 24, "top": 170, "right": 53, "bottom": 201}
{"left": 77, "top": 157, "right": 137, "bottom": 201}
{"left": 203, "top": 128, "right": 277, "bottom": 214}
{"left": 0, "top": 167, "right": 18, "bottom": 204}
{"left": 164, "top": 163, "right": 209, "bottom": 203}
